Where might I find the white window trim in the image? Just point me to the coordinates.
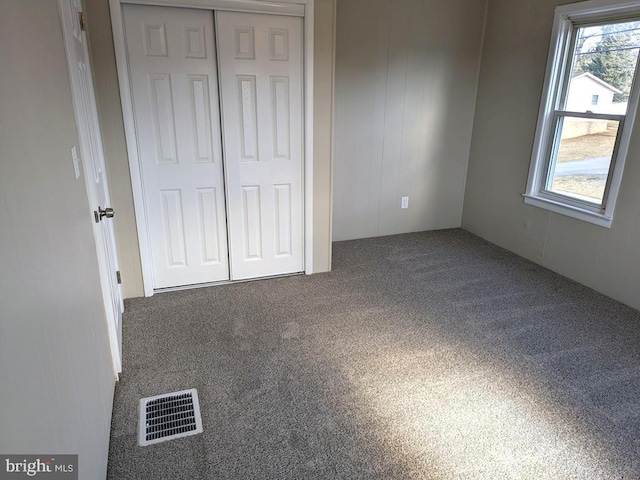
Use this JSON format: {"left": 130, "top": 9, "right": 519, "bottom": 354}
{"left": 108, "top": 0, "right": 315, "bottom": 296}
{"left": 524, "top": 0, "right": 640, "bottom": 228}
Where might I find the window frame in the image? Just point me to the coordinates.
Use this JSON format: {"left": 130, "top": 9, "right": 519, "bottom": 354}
{"left": 524, "top": 0, "right": 640, "bottom": 228}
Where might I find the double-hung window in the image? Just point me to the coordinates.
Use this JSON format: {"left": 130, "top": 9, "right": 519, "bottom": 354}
{"left": 525, "top": 0, "right": 640, "bottom": 227}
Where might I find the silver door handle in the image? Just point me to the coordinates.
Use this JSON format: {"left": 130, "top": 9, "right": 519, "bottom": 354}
{"left": 94, "top": 206, "right": 114, "bottom": 223}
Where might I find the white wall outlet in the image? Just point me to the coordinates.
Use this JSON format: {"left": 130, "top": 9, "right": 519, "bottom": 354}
{"left": 401, "top": 196, "right": 409, "bottom": 209}
{"left": 71, "top": 146, "right": 81, "bottom": 179}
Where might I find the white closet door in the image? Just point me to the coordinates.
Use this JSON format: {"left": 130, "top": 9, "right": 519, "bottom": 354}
{"left": 124, "top": 5, "right": 229, "bottom": 288}
{"left": 216, "top": 11, "right": 304, "bottom": 280}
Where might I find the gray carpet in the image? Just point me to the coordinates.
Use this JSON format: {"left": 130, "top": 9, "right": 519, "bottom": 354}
{"left": 107, "top": 229, "right": 640, "bottom": 479}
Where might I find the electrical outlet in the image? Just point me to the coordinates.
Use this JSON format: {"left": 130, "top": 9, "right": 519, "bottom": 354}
{"left": 71, "top": 146, "right": 81, "bottom": 179}
{"left": 401, "top": 196, "right": 409, "bottom": 209}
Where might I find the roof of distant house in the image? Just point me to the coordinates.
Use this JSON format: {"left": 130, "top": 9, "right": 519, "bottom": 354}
{"left": 572, "top": 72, "right": 623, "bottom": 94}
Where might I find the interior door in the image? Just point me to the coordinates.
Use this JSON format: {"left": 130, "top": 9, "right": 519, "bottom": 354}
{"left": 216, "top": 11, "right": 304, "bottom": 280}
{"left": 59, "top": 0, "right": 124, "bottom": 372}
{"left": 124, "top": 5, "right": 230, "bottom": 288}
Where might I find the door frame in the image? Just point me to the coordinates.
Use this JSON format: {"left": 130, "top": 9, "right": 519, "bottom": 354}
{"left": 59, "top": 0, "right": 123, "bottom": 374}
{"left": 109, "top": 0, "right": 315, "bottom": 296}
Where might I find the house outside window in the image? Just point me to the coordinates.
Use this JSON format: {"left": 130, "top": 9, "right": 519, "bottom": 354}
{"left": 524, "top": 0, "right": 640, "bottom": 228}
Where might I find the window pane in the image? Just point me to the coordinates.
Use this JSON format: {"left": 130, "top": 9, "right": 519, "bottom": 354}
{"left": 547, "top": 117, "right": 620, "bottom": 204}
{"left": 565, "top": 21, "right": 640, "bottom": 114}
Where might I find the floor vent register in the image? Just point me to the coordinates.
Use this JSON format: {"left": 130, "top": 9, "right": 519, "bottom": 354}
{"left": 139, "top": 388, "right": 203, "bottom": 446}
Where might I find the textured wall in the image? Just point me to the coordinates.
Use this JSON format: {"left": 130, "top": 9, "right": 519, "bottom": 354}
{"left": 84, "top": 0, "right": 336, "bottom": 296}
{"left": 462, "top": 0, "right": 640, "bottom": 311}
{"left": 332, "top": 0, "right": 487, "bottom": 241}
{"left": 0, "top": 1, "right": 116, "bottom": 477}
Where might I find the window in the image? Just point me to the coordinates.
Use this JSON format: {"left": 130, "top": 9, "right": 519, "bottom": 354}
{"left": 525, "top": 0, "right": 640, "bottom": 228}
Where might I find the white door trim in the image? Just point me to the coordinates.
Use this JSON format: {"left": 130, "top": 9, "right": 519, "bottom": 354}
{"left": 122, "top": 0, "right": 304, "bottom": 16}
{"left": 109, "top": 0, "right": 314, "bottom": 296}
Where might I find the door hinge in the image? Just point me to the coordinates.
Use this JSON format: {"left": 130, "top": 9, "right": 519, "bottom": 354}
{"left": 116, "top": 271, "right": 122, "bottom": 284}
{"left": 78, "top": 11, "right": 86, "bottom": 31}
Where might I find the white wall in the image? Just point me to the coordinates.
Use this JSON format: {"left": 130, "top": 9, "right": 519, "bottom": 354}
{"left": 85, "top": 0, "right": 145, "bottom": 299}
{"left": 312, "top": 0, "right": 337, "bottom": 270}
{"left": 0, "top": 1, "right": 116, "bottom": 477}
{"left": 463, "top": 0, "right": 640, "bottom": 312}
{"left": 332, "top": 0, "right": 487, "bottom": 241}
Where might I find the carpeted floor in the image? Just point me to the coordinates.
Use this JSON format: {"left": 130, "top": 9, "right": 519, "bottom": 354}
{"left": 107, "top": 229, "right": 640, "bottom": 479}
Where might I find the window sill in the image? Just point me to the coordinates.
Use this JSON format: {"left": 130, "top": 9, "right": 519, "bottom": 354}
{"left": 522, "top": 194, "right": 613, "bottom": 228}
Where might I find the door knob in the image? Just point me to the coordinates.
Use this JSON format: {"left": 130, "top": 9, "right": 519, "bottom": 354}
{"left": 94, "top": 206, "right": 115, "bottom": 223}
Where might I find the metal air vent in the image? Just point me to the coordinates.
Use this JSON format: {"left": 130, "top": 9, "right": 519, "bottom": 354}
{"left": 138, "top": 388, "right": 203, "bottom": 446}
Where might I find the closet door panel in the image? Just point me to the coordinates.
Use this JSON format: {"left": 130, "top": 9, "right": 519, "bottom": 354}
{"left": 124, "top": 5, "right": 229, "bottom": 288}
{"left": 216, "top": 11, "right": 304, "bottom": 280}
